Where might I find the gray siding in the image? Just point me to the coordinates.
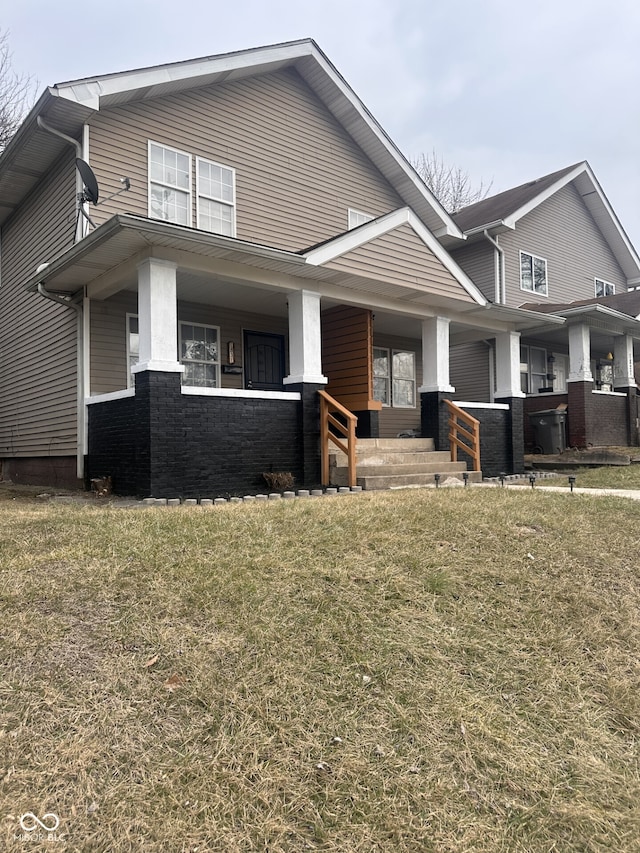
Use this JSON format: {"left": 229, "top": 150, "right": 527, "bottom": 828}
{"left": 500, "top": 184, "right": 627, "bottom": 307}
{"left": 87, "top": 68, "right": 404, "bottom": 252}
{"left": 450, "top": 240, "right": 497, "bottom": 303}
{"left": 90, "top": 294, "right": 288, "bottom": 394}
{"left": 450, "top": 341, "right": 492, "bottom": 402}
{"left": 0, "top": 151, "right": 78, "bottom": 457}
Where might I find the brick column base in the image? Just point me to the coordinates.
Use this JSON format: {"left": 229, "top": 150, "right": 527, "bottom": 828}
{"left": 495, "top": 396, "right": 525, "bottom": 474}
{"left": 420, "top": 391, "right": 453, "bottom": 451}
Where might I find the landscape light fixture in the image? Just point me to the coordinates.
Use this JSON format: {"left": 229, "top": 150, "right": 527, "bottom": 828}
{"left": 434, "top": 473, "right": 441, "bottom": 488}
{"left": 462, "top": 472, "right": 469, "bottom": 487}
{"left": 529, "top": 473, "right": 536, "bottom": 488}
{"left": 499, "top": 472, "right": 506, "bottom": 488}
{"left": 568, "top": 475, "right": 576, "bottom": 492}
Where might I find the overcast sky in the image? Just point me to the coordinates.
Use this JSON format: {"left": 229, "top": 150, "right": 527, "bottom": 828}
{"left": 4, "top": 0, "right": 640, "bottom": 250}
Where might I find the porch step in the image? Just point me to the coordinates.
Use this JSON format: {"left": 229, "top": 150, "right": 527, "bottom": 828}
{"left": 357, "top": 470, "right": 483, "bottom": 490}
{"left": 329, "top": 437, "right": 482, "bottom": 490}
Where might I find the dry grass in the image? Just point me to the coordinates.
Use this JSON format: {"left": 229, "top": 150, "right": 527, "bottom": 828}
{"left": 1, "top": 489, "right": 640, "bottom": 851}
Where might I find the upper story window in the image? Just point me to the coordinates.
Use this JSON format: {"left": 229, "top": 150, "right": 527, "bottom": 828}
{"left": 149, "top": 142, "right": 191, "bottom": 226}
{"left": 196, "top": 158, "right": 236, "bottom": 237}
{"left": 180, "top": 322, "right": 220, "bottom": 387}
{"left": 595, "top": 278, "right": 615, "bottom": 297}
{"left": 520, "top": 251, "right": 548, "bottom": 296}
{"left": 348, "top": 208, "right": 374, "bottom": 230}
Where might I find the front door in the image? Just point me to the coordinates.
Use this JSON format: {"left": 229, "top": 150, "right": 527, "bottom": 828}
{"left": 244, "top": 331, "right": 285, "bottom": 391}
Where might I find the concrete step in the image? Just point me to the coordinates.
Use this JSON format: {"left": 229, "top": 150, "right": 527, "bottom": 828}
{"left": 330, "top": 450, "right": 452, "bottom": 467}
{"left": 347, "top": 437, "right": 435, "bottom": 452}
{"left": 357, "top": 471, "right": 483, "bottom": 490}
{"left": 330, "top": 461, "right": 469, "bottom": 486}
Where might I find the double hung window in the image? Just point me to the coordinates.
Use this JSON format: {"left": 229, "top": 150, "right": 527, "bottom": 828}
{"left": 180, "top": 322, "right": 220, "bottom": 387}
{"left": 149, "top": 142, "right": 191, "bottom": 226}
{"left": 196, "top": 158, "right": 236, "bottom": 236}
{"left": 373, "top": 348, "right": 416, "bottom": 407}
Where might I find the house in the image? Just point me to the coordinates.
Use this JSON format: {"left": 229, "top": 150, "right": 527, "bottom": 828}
{"left": 0, "top": 39, "right": 562, "bottom": 497}
{"left": 449, "top": 162, "right": 640, "bottom": 452}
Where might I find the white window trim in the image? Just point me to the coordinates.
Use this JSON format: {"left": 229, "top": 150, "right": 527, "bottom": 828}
{"left": 519, "top": 250, "right": 549, "bottom": 297}
{"left": 391, "top": 349, "right": 416, "bottom": 409}
{"left": 148, "top": 140, "right": 192, "bottom": 226}
{"left": 520, "top": 344, "right": 550, "bottom": 395}
{"left": 595, "top": 277, "right": 615, "bottom": 298}
{"left": 196, "top": 156, "right": 236, "bottom": 237}
{"left": 373, "top": 346, "right": 417, "bottom": 408}
{"left": 373, "top": 346, "right": 391, "bottom": 407}
{"left": 179, "top": 320, "right": 221, "bottom": 388}
{"left": 348, "top": 208, "right": 374, "bottom": 230}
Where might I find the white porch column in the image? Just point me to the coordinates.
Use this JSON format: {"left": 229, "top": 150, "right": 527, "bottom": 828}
{"left": 418, "top": 316, "right": 454, "bottom": 393}
{"left": 495, "top": 331, "right": 525, "bottom": 398}
{"left": 283, "top": 290, "right": 328, "bottom": 385}
{"left": 567, "top": 324, "right": 593, "bottom": 382}
{"left": 132, "top": 258, "right": 183, "bottom": 374}
{"left": 614, "top": 334, "right": 636, "bottom": 387}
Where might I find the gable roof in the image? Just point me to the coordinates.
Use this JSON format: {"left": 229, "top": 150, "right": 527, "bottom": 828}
{"left": 304, "top": 207, "right": 486, "bottom": 306}
{"left": 453, "top": 161, "right": 640, "bottom": 286}
{"left": 0, "top": 39, "right": 463, "bottom": 241}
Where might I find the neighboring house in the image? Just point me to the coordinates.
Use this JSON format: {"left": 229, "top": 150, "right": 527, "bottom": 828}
{"left": 0, "top": 40, "right": 561, "bottom": 496}
{"left": 449, "top": 162, "right": 640, "bottom": 451}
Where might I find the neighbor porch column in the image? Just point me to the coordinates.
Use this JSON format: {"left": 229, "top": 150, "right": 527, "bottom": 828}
{"left": 614, "top": 334, "right": 638, "bottom": 446}
{"left": 494, "top": 331, "right": 525, "bottom": 399}
{"left": 567, "top": 323, "right": 592, "bottom": 383}
{"left": 419, "top": 317, "right": 454, "bottom": 452}
{"left": 567, "top": 323, "right": 593, "bottom": 448}
{"left": 494, "top": 331, "right": 526, "bottom": 474}
{"left": 614, "top": 334, "right": 635, "bottom": 388}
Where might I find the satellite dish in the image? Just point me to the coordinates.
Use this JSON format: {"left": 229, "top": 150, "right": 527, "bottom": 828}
{"left": 76, "top": 158, "right": 99, "bottom": 205}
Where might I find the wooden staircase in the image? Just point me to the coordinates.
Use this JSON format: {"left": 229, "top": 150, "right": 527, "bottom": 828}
{"left": 328, "top": 437, "right": 483, "bottom": 490}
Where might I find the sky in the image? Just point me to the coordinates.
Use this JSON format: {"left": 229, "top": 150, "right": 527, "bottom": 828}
{"left": 3, "top": 0, "right": 640, "bottom": 250}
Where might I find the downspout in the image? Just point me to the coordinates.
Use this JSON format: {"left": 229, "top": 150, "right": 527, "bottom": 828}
{"left": 483, "top": 229, "right": 505, "bottom": 304}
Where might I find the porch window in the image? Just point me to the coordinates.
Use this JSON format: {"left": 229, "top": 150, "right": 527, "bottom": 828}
{"left": 196, "top": 158, "right": 236, "bottom": 236}
{"left": 373, "top": 347, "right": 390, "bottom": 405}
{"left": 595, "top": 278, "right": 615, "bottom": 297}
{"left": 127, "top": 314, "right": 139, "bottom": 387}
{"left": 348, "top": 208, "right": 374, "bottom": 229}
{"left": 373, "top": 347, "right": 416, "bottom": 407}
{"left": 180, "top": 322, "right": 220, "bottom": 387}
{"left": 392, "top": 351, "right": 416, "bottom": 407}
{"left": 520, "top": 344, "right": 547, "bottom": 394}
{"left": 520, "top": 251, "right": 548, "bottom": 296}
{"left": 149, "top": 142, "right": 191, "bottom": 226}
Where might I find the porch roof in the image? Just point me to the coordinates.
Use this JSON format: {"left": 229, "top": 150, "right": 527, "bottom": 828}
{"left": 25, "top": 214, "right": 565, "bottom": 341}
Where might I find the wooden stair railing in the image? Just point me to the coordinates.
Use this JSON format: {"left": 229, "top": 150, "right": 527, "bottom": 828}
{"left": 444, "top": 400, "right": 481, "bottom": 472}
{"left": 319, "top": 390, "right": 358, "bottom": 488}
